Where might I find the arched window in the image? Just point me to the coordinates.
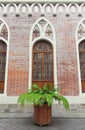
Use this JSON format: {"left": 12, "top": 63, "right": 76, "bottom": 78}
{"left": 32, "top": 40, "right": 53, "bottom": 88}
{"left": 29, "top": 17, "right": 57, "bottom": 89}
{"left": 79, "top": 40, "right": 85, "bottom": 93}
{"left": 0, "top": 19, "right": 9, "bottom": 94}
{"left": 0, "top": 40, "right": 7, "bottom": 93}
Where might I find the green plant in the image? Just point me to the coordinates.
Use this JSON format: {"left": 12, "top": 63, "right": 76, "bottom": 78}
{"left": 18, "top": 84, "right": 69, "bottom": 110}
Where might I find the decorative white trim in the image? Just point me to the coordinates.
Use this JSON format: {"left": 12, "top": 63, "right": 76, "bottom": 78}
{"left": 28, "top": 17, "right": 57, "bottom": 89}
{"left": 0, "top": 19, "right": 10, "bottom": 96}
{"left": 0, "top": 0, "right": 84, "bottom": 3}
{"left": 0, "top": 3, "right": 85, "bottom": 16}
{"left": 76, "top": 18, "right": 85, "bottom": 96}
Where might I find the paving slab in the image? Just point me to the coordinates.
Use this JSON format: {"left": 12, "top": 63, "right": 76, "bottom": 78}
{"left": 0, "top": 118, "right": 85, "bottom": 130}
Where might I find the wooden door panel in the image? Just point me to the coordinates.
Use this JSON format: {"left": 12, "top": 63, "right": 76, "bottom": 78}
{"left": 79, "top": 41, "right": 85, "bottom": 93}
{"left": 33, "top": 81, "right": 53, "bottom": 89}
{"left": 82, "top": 81, "right": 85, "bottom": 92}
{"left": 0, "top": 81, "right": 4, "bottom": 93}
{"left": 32, "top": 40, "right": 54, "bottom": 89}
{"left": 0, "top": 41, "right": 6, "bottom": 93}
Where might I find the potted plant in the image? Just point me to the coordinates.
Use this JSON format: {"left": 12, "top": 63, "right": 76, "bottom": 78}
{"left": 18, "top": 84, "right": 69, "bottom": 126}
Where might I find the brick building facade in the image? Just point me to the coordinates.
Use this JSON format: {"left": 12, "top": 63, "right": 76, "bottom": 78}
{"left": 0, "top": 0, "right": 85, "bottom": 105}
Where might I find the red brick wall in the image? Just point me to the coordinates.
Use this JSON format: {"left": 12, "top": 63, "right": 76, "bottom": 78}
{"left": 52, "top": 16, "right": 81, "bottom": 95}
{"left": 1, "top": 12, "right": 83, "bottom": 96}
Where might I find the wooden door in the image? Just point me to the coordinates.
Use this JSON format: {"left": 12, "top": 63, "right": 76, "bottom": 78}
{"left": 79, "top": 40, "right": 85, "bottom": 93}
{"left": 0, "top": 41, "right": 6, "bottom": 93}
{"left": 32, "top": 40, "right": 53, "bottom": 88}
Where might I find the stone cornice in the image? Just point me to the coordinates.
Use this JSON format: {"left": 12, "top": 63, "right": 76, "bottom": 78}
{"left": 0, "top": 3, "right": 85, "bottom": 16}
{"left": 0, "top": 0, "right": 84, "bottom": 3}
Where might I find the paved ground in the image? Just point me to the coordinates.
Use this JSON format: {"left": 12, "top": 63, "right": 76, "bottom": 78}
{"left": 0, "top": 118, "right": 85, "bottom": 130}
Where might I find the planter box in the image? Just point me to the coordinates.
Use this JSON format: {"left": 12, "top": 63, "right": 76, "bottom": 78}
{"left": 34, "top": 104, "right": 52, "bottom": 126}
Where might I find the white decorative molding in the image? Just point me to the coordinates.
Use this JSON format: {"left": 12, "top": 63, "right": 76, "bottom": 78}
{"left": 0, "top": 19, "right": 10, "bottom": 96}
{"left": 77, "top": 19, "right": 85, "bottom": 41}
{"left": 0, "top": 3, "right": 85, "bottom": 16}
{"left": 28, "top": 17, "right": 57, "bottom": 89}
{"left": 76, "top": 18, "right": 85, "bottom": 96}
{"left": 0, "top": 0, "right": 84, "bottom": 3}
{"left": 32, "top": 18, "right": 54, "bottom": 41}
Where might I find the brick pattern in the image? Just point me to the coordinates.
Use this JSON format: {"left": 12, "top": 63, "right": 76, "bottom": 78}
{"left": 55, "top": 16, "right": 80, "bottom": 95}
{"left": 0, "top": 12, "right": 83, "bottom": 96}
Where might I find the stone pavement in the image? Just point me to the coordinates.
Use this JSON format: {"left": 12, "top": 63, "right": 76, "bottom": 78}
{"left": 1, "top": 104, "right": 85, "bottom": 118}
{"left": 0, "top": 117, "right": 85, "bottom": 130}
{"left": 0, "top": 104, "right": 85, "bottom": 130}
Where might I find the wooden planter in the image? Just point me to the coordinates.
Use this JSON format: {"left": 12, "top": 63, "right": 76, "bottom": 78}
{"left": 34, "top": 103, "right": 52, "bottom": 126}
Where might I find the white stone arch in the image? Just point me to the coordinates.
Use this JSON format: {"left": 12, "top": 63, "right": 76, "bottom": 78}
{"left": 55, "top": 3, "right": 67, "bottom": 15}
{"left": 80, "top": 3, "right": 85, "bottom": 16}
{"left": 42, "top": 3, "right": 53, "bottom": 15}
{"left": 18, "top": 3, "right": 29, "bottom": 15}
{"left": 0, "top": 4, "right": 4, "bottom": 13}
{"left": 76, "top": 18, "right": 85, "bottom": 95}
{"left": 0, "top": 19, "right": 10, "bottom": 95}
{"left": 3, "top": 4, "right": 17, "bottom": 16}
{"left": 31, "top": 37, "right": 54, "bottom": 47}
{"left": 28, "top": 17, "right": 57, "bottom": 89}
{"left": 0, "top": 18, "right": 10, "bottom": 42}
{"left": 0, "top": 38, "right": 8, "bottom": 95}
{"left": 76, "top": 18, "right": 85, "bottom": 45}
{"left": 30, "top": 17, "right": 56, "bottom": 41}
{"left": 28, "top": 4, "right": 42, "bottom": 16}
{"left": 68, "top": 3, "right": 81, "bottom": 16}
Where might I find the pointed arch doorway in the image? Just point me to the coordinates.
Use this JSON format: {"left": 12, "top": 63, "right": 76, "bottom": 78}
{"left": 79, "top": 40, "right": 85, "bottom": 93}
{"left": 32, "top": 40, "right": 54, "bottom": 88}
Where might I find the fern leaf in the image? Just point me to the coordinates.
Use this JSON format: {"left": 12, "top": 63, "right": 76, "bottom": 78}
{"left": 53, "top": 93, "right": 69, "bottom": 110}
{"left": 45, "top": 94, "right": 53, "bottom": 106}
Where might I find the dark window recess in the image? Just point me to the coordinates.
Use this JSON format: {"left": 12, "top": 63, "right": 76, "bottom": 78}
{"left": 0, "top": 41, "right": 6, "bottom": 93}
{"left": 79, "top": 40, "right": 85, "bottom": 93}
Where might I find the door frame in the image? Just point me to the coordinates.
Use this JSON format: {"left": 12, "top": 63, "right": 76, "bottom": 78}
{"left": 76, "top": 37, "right": 85, "bottom": 95}
{"left": 78, "top": 39, "right": 85, "bottom": 93}
{"left": 28, "top": 37, "right": 57, "bottom": 89}
{"left": 29, "top": 17, "right": 57, "bottom": 90}
{"left": 32, "top": 40, "right": 54, "bottom": 88}
{"left": 0, "top": 38, "right": 8, "bottom": 95}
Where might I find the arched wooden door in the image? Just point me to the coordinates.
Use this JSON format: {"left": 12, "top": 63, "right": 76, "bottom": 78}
{"left": 0, "top": 40, "right": 6, "bottom": 93}
{"left": 79, "top": 40, "right": 85, "bottom": 93}
{"left": 32, "top": 40, "right": 54, "bottom": 88}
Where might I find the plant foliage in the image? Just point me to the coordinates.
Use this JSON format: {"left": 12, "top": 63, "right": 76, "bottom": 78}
{"left": 18, "top": 84, "right": 69, "bottom": 110}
